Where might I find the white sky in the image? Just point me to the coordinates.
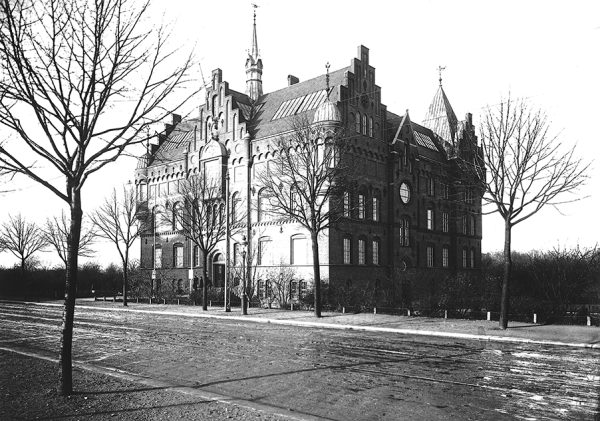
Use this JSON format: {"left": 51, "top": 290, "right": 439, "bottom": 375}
{"left": 1, "top": 0, "right": 599, "bottom": 268}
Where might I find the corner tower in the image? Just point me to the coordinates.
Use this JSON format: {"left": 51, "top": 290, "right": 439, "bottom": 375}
{"left": 245, "top": 6, "right": 263, "bottom": 102}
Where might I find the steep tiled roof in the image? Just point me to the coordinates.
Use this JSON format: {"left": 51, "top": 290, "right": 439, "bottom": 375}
{"left": 422, "top": 85, "right": 458, "bottom": 144}
{"left": 151, "top": 119, "right": 200, "bottom": 165}
{"left": 249, "top": 67, "right": 349, "bottom": 139}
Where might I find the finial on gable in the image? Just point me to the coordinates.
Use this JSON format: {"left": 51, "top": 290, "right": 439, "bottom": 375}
{"left": 325, "top": 62, "right": 331, "bottom": 97}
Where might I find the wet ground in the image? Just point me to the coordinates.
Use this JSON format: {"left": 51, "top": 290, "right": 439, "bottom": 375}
{"left": 1, "top": 301, "right": 598, "bottom": 420}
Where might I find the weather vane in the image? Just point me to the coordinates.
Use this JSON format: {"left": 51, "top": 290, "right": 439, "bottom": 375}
{"left": 252, "top": 3, "right": 258, "bottom": 21}
{"left": 437, "top": 65, "right": 446, "bottom": 86}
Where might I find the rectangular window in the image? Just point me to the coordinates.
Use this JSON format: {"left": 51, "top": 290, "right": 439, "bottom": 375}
{"left": 426, "top": 246, "right": 434, "bottom": 268}
{"left": 400, "top": 219, "right": 409, "bottom": 247}
{"left": 343, "top": 192, "right": 350, "bottom": 217}
{"left": 343, "top": 238, "right": 351, "bottom": 264}
{"left": 358, "top": 194, "right": 365, "bottom": 219}
{"left": 258, "top": 239, "right": 271, "bottom": 265}
{"left": 154, "top": 247, "right": 162, "bottom": 269}
{"left": 233, "top": 243, "right": 240, "bottom": 266}
{"left": 193, "top": 246, "right": 200, "bottom": 267}
{"left": 372, "top": 197, "right": 379, "bottom": 221}
{"left": 149, "top": 185, "right": 157, "bottom": 201}
{"left": 442, "top": 212, "right": 449, "bottom": 233}
{"left": 299, "top": 280, "right": 307, "bottom": 297}
{"left": 291, "top": 236, "right": 307, "bottom": 265}
{"left": 470, "top": 249, "right": 476, "bottom": 269}
{"left": 428, "top": 178, "right": 435, "bottom": 196}
{"left": 469, "top": 216, "right": 476, "bottom": 236}
{"left": 174, "top": 246, "right": 184, "bottom": 268}
{"left": 358, "top": 239, "right": 366, "bottom": 265}
{"left": 372, "top": 240, "right": 379, "bottom": 265}
{"left": 427, "top": 209, "right": 434, "bottom": 230}
{"left": 462, "top": 249, "right": 467, "bottom": 268}
{"left": 159, "top": 183, "right": 168, "bottom": 197}
{"left": 442, "top": 183, "right": 449, "bottom": 200}
{"left": 462, "top": 216, "right": 467, "bottom": 235}
{"left": 442, "top": 246, "right": 449, "bottom": 268}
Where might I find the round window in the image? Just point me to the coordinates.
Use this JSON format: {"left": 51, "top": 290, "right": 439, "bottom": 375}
{"left": 399, "top": 182, "right": 411, "bottom": 204}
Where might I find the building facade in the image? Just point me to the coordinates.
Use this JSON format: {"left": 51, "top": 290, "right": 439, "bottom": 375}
{"left": 134, "top": 16, "right": 484, "bottom": 308}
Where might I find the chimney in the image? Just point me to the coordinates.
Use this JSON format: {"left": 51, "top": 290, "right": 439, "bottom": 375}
{"left": 287, "top": 75, "right": 299, "bottom": 86}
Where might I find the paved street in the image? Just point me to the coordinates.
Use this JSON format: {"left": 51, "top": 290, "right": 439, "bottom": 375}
{"left": 1, "top": 301, "right": 599, "bottom": 420}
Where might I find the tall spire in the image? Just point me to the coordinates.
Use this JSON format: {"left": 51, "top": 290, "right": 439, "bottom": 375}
{"left": 251, "top": 4, "right": 259, "bottom": 60}
{"left": 245, "top": 4, "right": 263, "bottom": 102}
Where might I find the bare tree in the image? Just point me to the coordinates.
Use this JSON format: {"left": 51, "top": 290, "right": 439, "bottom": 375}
{"left": 479, "top": 96, "right": 590, "bottom": 329}
{"left": 0, "top": 0, "right": 194, "bottom": 394}
{"left": 163, "top": 175, "right": 232, "bottom": 311}
{"left": 44, "top": 211, "right": 96, "bottom": 267}
{"left": 264, "top": 261, "right": 298, "bottom": 309}
{"left": 90, "top": 186, "right": 140, "bottom": 307}
{"left": 256, "top": 117, "right": 350, "bottom": 317}
{"left": 0, "top": 213, "right": 48, "bottom": 274}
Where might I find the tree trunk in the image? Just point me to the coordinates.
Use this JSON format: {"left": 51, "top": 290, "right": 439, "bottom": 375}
{"left": 499, "top": 219, "right": 512, "bottom": 330}
{"left": 310, "top": 230, "right": 322, "bottom": 318}
{"left": 202, "top": 252, "right": 208, "bottom": 311}
{"left": 122, "top": 253, "right": 128, "bottom": 307}
{"left": 58, "top": 187, "right": 82, "bottom": 395}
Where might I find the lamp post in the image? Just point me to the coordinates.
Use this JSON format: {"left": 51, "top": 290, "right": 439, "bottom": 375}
{"left": 224, "top": 170, "right": 231, "bottom": 312}
{"left": 241, "top": 236, "right": 248, "bottom": 315}
{"left": 151, "top": 206, "right": 156, "bottom": 297}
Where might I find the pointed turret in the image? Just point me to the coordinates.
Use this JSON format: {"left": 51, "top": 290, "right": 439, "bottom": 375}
{"left": 245, "top": 6, "right": 263, "bottom": 102}
{"left": 422, "top": 68, "right": 458, "bottom": 146}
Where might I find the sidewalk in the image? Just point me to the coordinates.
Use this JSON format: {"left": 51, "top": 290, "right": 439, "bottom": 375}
{"left": 50, "top": 298, "right": 599, "bottom": 349}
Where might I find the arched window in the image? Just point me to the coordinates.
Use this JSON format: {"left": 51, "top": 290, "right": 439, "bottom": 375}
{"left": 173, "top": 243, "right": 184, "bottom": 268}
{"left": 358, "top": 238, "right": 366, "bottom": 265}
{"left": 368, "top": 117, "right": 373, "bottom": 137}
{"left": 470, "top": 248, "right": 476, "bottom": 269}
{"left": 173, "top": 202, "right": 182, "bottom": 231}
{"left": 258, "top": 236, "right": 272, "bottom": 265}
{"left": 212, "top": 95, "right": 218, "bottom": 111}
{"left": 193, "top": 245, "right": 200, "bottom": 267}
{"left": 372, "top": 239, "right": 380, "bottom": 265}
{"left": 400, "top": 217, "right": 410, "bottom": 246}
{"left": 291, "top": 234, "right": 307, "bottom": 265}
{"left": 213, "top": 253, "right": 225, "bottom": 286}
{"left": 469, "top": 215, "right": 476, "bottom": 236}
{"left": 426, "top": 245, "right": 434, "bottom": 268}
{"left": 462, "top": 247, "right": 468, "bottom": 268}
{"left": 212, "top": 203, "right": 219, "bottom": 227}
{"left": 442, "top": 246, "right": 449, "bottom": 268}
{"left": 343, "top": 236, "right": 352, "bottom": 264}
{"left": 355, "top": 112, "right": 361, "bottom": 133}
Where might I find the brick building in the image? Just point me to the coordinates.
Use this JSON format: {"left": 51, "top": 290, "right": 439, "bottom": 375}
{"left": 134, "top": 14, "right": 483, "bottom": 308}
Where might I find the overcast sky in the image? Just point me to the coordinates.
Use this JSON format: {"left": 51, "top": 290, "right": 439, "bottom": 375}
{"left": 1, "top": 0, "right": 598, "bottom": 268}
